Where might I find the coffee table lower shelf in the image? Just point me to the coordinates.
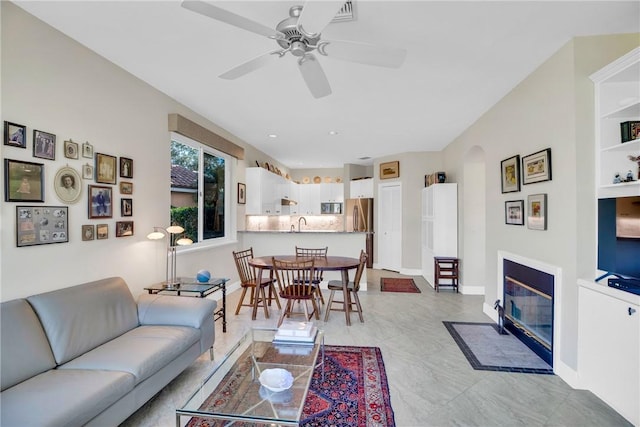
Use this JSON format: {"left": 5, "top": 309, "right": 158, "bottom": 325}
{"left": 176, "top": 328, "right": 324, "bottom": 426}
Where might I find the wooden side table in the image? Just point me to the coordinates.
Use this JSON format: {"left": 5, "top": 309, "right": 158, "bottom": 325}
{"left": 434, "top": 257, "right": 459, "bottom": 293}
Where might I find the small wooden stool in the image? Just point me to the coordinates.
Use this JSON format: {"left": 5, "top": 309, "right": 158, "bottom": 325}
{"left": 434, "top": 257, "right": 459, "bottom": 292}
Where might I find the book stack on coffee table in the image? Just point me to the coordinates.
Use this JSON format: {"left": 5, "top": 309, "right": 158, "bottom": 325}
{"left": 273, "top": 320, "right": 318, "bottom": 346}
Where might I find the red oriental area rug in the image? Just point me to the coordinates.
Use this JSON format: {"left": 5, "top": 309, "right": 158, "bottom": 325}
{"left": 380, "top": 278, "right": 421, "bottom": 293}
{"left": 187, "top": 346, "right": 395, "bottom": 427}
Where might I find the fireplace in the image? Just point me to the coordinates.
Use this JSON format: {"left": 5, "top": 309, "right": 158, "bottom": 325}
{"left": 502, "top": 259, "right": 554, "bottom": 366}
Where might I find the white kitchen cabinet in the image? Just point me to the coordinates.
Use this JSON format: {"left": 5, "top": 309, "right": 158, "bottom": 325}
{"left": 297, "top": 184, "right": 321, "bottom": 215}
{"left": 590, "top": 47, "right": 640, "bottom": 199}
{"left": 421, "top": 184, "right": 457, "bottom": 286}
{"left": 350, "top": 178, "right": 373, "bottom": 198}
{"left": 245, "top": 168, "right": 284, "bottom": 215}
{"left": 578, "top": 280, "right": 639, "bottom": 426}
{"left": 320, "top": 183, "right": 344, "bottom": 202}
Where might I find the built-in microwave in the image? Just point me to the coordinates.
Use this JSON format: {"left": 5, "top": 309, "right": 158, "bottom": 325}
{"left": 321, "top": 202, "right": 343, "bottom": 215}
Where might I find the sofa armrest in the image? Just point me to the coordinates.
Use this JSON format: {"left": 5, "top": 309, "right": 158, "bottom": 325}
{"left": 137, "top": 294, "right": 216, "bottom": 329}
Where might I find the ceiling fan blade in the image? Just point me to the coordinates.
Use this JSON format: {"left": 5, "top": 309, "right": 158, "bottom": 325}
{"left": 181, "top": 0, "right": 283, "bottom": 39}
{"left": 298, "top": 54, "right": 332, "bottom": 99}
{"left": 297, "top": 1, "right": 345, "bottom": 37}
{"left": 321, "top": 39, "right": 407, "bottom": 68}
{"left": 219, "top": 51, "right": 282, "bottom": 80}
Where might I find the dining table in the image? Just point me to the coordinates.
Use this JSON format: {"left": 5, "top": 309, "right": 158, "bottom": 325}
{"left": 248, "top": 255, "right": 361, "bottom": 326}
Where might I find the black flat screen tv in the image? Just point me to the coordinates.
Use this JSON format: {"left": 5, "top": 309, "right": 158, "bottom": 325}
{"left": 598, "top": 196, "right": 640, "bottom": 280}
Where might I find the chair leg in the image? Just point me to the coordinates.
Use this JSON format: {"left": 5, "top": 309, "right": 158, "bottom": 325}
{"left": 310, "top": 298, "right": 320, "bottom": 320}
{"left": 260, "top": 286, "right": 269, "bottom": 319}
{"left": 235, "top": 287, "right": 248, "bottom": 315}
{"left": 324, "top": 289, "right": 336, "bottom": 322}
{"left": 352, "top": 291, "right": 364, "bottom": 323}
{"left": 270, "top": 282, "right": 282, "bottom": 309}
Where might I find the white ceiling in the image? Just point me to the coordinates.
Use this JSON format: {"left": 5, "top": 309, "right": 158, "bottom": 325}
{"left": 13, "top": 1, "right": 640, "bottom": 168}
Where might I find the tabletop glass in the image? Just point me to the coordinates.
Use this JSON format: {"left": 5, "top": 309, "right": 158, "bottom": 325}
{"left": 176, "top": 327, "right": 324, "bottom": 426}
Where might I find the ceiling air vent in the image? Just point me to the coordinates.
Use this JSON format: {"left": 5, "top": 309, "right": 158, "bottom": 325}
{"left": 332, "top": 1, "right": 355, "bottom": 23}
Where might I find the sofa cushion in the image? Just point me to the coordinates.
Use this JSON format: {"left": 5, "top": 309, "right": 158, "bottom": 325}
{"left": 59, "top": 325, "right": 200, "bottom": 385}
{"left": 27, "top": 277, "right": 139, "bottom": 365}
{"left": 1, "top": 299, "right": 57, "bottom": 391}
{"left": 0, "top": 368, "right": 134, "bottom": 427}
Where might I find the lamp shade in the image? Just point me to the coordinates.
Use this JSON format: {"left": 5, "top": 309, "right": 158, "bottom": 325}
{"left": 146, "top": 227, "right": 166, "bottom": 240}
{"left": 166, "top": 225, "right": 185, "bottom": 234}
{"left": 176, "top": 237, "right": 193, "bottom": 246}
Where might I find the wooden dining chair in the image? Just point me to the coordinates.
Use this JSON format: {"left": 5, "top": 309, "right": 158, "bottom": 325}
{"left": 295, "top": 246, "right": 328, "bottom": 305}
{"left": 324, "top": 250, "right": 367, "bottom": 323}
{"left": 272, "top": 257, "right": 319, "bottom": 327}
{"left": 232, "top": 248, "right": 280, "bottom": 320}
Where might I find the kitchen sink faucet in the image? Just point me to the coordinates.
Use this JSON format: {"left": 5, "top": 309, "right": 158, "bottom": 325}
{"left": 298, "top": 217, "right": 307, "bottom": 232}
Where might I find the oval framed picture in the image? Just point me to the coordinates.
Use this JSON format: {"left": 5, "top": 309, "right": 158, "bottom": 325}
{"left": 54, "top": 166, "right": 82, "bottom": 204}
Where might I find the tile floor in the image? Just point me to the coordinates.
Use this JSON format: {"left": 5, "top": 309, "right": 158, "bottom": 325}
{"left": 121, "top": 269, "right": 631, "bottom": 427}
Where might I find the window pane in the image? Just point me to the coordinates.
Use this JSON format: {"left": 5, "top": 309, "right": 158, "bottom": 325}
{"left": 203, "top": 151, "right": 225, "bottom": 239}
{"left": 170, "top": 140, "right": 199, "bottom": 243}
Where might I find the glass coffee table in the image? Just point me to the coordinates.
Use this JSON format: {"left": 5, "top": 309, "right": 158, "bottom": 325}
{"left": 176, "top": 327, "right": 324, "bottom": 426}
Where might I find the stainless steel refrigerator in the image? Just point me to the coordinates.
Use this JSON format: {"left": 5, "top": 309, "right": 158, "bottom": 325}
{"left": 346, "top": 198, "right": 374, "bottom": 268}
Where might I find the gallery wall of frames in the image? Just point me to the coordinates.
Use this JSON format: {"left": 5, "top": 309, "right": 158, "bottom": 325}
{"left": 4, "top": 120, "right": 135, "bottom": 247}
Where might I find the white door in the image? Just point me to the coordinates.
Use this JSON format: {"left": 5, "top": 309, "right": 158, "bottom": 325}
{"left": 378, "top": 183, "right": 402, "bottom": 271}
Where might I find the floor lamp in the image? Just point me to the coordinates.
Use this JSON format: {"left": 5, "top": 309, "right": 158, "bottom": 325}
{"left": 147, "top": 225, "right": 193, "bottom": 287}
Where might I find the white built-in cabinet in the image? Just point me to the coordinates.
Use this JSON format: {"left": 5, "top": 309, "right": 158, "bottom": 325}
{"left": 576, "top": 48, "right": 640, "bottom": 427}
{"left": 590, "top": 47, "right": 640, "bottom": 199}
{"left": 578, "top": 280, "right": 639, "bottom": 426}
{"left": 421, "top": 183, "right": 458, "bottom": 286}
{"left": 350, "top": 178, "right": 373, "bottom": 198}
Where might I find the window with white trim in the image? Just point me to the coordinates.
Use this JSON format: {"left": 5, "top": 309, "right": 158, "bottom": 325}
{"left": 170, "top": 133, "right": 230, "bottom": 243}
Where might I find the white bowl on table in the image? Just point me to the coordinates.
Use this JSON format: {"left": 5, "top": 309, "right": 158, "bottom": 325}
{"left": 259, "top": 368, "right": 293, "bottom": 392}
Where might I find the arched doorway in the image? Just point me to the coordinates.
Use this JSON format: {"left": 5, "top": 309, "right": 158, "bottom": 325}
{"left": 462, "top": 146, "right": 486, "bottom": 294}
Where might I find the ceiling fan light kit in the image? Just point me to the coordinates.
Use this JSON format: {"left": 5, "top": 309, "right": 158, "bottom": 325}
{"left": 181, "top": 0, "right": 406, "bottom": 98}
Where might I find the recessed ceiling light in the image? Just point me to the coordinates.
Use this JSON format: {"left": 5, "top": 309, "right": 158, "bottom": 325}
{"left": 328, "top": 130, "right": 338, "bottom": 135}
{"left": 268, "top": 134, "right": 278, "bottom": 138}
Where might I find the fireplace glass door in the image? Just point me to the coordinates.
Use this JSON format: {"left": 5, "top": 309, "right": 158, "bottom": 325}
{"left": 504, "top": 276, "right": 553, "bottom": 350}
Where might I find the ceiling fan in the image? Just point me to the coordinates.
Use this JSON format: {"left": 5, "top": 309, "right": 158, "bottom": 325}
{"left": 181, "top": 1, "right": 407, "bottom": 98}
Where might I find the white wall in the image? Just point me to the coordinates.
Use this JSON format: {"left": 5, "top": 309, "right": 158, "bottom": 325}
{"left": 442, "top": 34, "right": 640, "bottom": 370}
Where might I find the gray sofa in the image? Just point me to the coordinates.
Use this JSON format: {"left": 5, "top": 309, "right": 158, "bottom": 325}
{"left": 0, "top": 277, "right": 217, "bottom": 427}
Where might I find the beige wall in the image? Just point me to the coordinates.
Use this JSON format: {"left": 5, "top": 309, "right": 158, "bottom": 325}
{"left": 442, "top": 33, "right": 640, "bottom": 370}
{"left": 0, "top": 3, "right": 261, "bottom": 299}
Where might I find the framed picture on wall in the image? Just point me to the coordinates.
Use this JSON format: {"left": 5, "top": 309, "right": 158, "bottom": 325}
{"left": 522, "top": 148, "right": 552, "bottom": 185}
{"left": 116, "top": 221, "right": 134, "bottom": 237}
{"left": 95, "top": 153, "right": 117, "bottom": 184}
{"left": 120, "top": 181, "right": 133, "bottom": 194}
{"left": 500, "top": 155, "right": 520, "bottom": 193}
{"left": 96, "top": 223, "right": 109, "bottom": 240}
{"left": 380, "top": 161, "right": 400, "bottom": 179}
{"left": 82, "top": 224, "right": 95, "bottom": 241}
{"left": 82, "top": 141, "right": 94, "bottom": 159}
{"left": 238, "top": 182, "right": 246, "bottom": 204}
{"left": 16, "top": 206, "right": 68, "bottom": 247}
{"left": 527, "top": 193, "right": 547, "bottom": 230}
{"left": 121, "top": 198, "right": 133, "bottom": 217}
{"left": 4, "top": 159, "right": 45, "bottom": 202}
{"left": 53, "top": 166, "right": 82, "bottom": 204}
{"left": 88, "top": 184, "right": 113, "bottom": 218}
{"left": 33, "top": 130, "right": 56, "bottom": 161}
{"left": 119, "top": 157, "right": 133, "bottom": 179}
{"left": 4, "top": 121, "right": 27, "bottom": 148}
{"left": 64, "top": 140, "right": 79, "bottom": 159}
{"left": 505, "top": 200, "right": 524, "bottom": 225}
